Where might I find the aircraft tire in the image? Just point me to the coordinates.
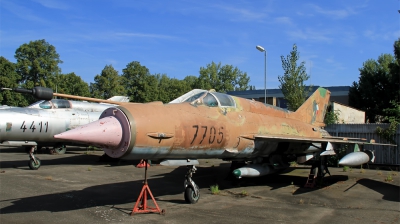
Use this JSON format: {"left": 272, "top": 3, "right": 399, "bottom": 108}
{"left": 53, "top": 145, "right": 67, "bottom": 154}
{"left": 184, "top": 186, "right": 200, "bottom": 204}
{"left": 28, "top": 158, "right": 41, "bottom": 170}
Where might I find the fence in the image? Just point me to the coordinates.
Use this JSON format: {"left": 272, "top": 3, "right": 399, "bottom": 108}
{"left": 325, "top": 124, "right": 400, "bottom": 165}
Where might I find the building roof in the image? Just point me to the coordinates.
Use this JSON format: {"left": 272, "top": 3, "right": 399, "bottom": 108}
{"left": 227, "top": 86, "right": 350, "bottom": 98}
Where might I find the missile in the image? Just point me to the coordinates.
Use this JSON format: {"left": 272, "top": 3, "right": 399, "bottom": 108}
{"left": 338, "top": 151, "right": 370, "bottom": 166}
{"left": 232, "top": 164, "right": 275, "bottom": 179}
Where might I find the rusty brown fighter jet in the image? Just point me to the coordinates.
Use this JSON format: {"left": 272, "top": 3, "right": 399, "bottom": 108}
{"left": 50, "top": 87, "right": 394, "bottom": 204}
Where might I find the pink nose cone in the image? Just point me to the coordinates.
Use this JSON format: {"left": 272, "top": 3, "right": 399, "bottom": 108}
{"left": 54, "top": 116, "right": 123, "bottom": 149}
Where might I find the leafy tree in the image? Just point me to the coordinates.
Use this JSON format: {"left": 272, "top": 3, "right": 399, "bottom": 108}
{"left": 195, "top": 61, "right": 250, "bottom": 93}
{"left": 349, "top": 38, "right": 400, "bottom": 122}
{"left": 157, "top": 74, "right": 192, "bottom": 103}
{"left": 279, "top": 44, "right": 310, "bottom": 111}
{"left": 121, "top": 61, "right": 155, "bottom": 102}
{"left": 90, "top": 65, "right": 126, "bottom": 99}
{"left": 324, "top": 105, "right": 341, "bottom": 125}
{"left": 57, "top": 73, "right": 90, "bottom": 97}
{"left": 375, "top": 101, "right": 400, "bottom": 144}
{"left": 14, "top": 39, "right": 62, "bottom": 89}
{"left": 0, "top": 56, "right": 29, "bottom": 106}
{"left": 183, "top": 75, "right": 198, "bottom": 89}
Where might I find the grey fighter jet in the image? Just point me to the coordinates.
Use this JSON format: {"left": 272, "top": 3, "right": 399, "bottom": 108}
{"left": 0, "top": 87, "right": 129, "bottom": 170}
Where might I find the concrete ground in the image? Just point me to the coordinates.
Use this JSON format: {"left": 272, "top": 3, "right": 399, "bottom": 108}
{"left": 0, "top": 146, "right": 399, "bottom": 224}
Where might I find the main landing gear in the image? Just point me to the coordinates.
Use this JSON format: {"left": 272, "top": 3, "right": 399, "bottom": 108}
{"left": 305, "top": 156, "right": 331, "bottom": 188}
{"left": 51, "top": 144, "right": 67, "bottom": 154}
{"left": 184, "top": 165, "right": 200, "bottom": 204}
{"left": 27, "top": 146, "right": 41, "bottom": 170}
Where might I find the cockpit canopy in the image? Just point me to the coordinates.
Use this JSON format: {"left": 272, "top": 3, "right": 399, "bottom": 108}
{"left": 183, "top": 91, "right": 236, "bottom": 108}
{"left": 28, "top": 99, "right": 72, "bottom": 109}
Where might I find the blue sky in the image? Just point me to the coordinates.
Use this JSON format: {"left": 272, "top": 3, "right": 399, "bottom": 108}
{"left": 1, "top": 0, "right": 399, "bottom": 89}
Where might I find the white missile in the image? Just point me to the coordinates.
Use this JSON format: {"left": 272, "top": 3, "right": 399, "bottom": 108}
{"left": 232, "top": 164, "right": 275, "bottom": 179}
{"left": 338, "top": 151, "right": 370, "bottom": 166}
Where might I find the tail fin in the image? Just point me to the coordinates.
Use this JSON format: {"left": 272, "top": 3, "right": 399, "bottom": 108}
{"left": 290, "top": 88, "right": 331, "bottom": 126}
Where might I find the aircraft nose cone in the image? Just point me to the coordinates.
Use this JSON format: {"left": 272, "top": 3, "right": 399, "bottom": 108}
{"left": 54, "top": 116, "right": 123, "bottom": 148}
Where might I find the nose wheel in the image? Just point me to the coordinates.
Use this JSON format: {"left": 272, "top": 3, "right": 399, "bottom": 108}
{"left": 184, "top": 165, "right": 200, "bottom": 204}
{"left": 27, "top": 146, "right": 41, "bottom": 170}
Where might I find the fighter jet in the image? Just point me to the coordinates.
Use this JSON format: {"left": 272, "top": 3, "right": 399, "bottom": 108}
{"left": 53, "top": 87, "right": 395, "bottom": 204}
{"left": 0, "top": 87, "right": 129, "bottom": 170}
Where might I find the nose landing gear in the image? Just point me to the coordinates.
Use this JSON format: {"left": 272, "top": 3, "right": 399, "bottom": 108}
{"left": 184, "top": 165, "right": 200, "bottom": 204}
{"left": 27, "top": 146, "right": 41, "bottom": 170}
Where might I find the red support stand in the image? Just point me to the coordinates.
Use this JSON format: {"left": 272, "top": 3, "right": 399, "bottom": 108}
{"left": 131, "top": 160, "right": 165, "bottom": 216}
{"left": 304, "top": 174, "right": 316, "bottom": 188}
{"left": 136, "top": 159, "right": 150, "bottom": 168}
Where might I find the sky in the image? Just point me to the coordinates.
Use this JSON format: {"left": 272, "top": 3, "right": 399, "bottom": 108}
{"left": 0, "top": 0, "right": 399, "bottom": 90}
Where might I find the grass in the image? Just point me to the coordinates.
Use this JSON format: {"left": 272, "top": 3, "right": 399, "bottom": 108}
{"left": 360, "top": 168, "right": 365, "bottom": 173}
{"left": 87, "top": 167, "right": 92, "bottom": 171}
{"left": 210, "top": 184, "right": 220, "bottom": 195}
{"left": 240, "top": 190, "right": 248, "bottom": 196}
{"left": 385, "top": 174, "right": 393, "bottom": 182}
{"left": 343, "top": 166, "right": 351, "bottom": 172}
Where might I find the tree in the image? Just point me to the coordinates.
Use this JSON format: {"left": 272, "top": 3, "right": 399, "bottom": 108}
{"left": 58, "top": 73, "right": 90, "bottom": 97}
{"left": 121, "top": 61, "right": 155, "bottom": 102}
{"left": 14, "top": 39, "right": 62, "bottom": 89}
{"left": 195, "top": 61, "right": 250, "bottom": 93}
{"left": 349, "top": 38, "right": 400, "bottom": 122}
{"left": 90, "top": 65, "right": 126, "bottom": 99}
{"left": 375, "top": 101, "right": 400, "bottom": 144}
{"left": 183, "top": 75, "right": 198, "bottom": 90}
{"left": 0, "top": 56, "right": 29, "bottom": 106}
{"left": 157, "top": 74, "right": 192, "bottom": 103}
{"left": 279, "top": 44, "right": 310, "bottom": 111}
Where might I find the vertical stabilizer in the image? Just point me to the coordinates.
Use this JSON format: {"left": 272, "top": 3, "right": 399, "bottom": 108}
{"left": 290, "top": 88, "right": 331, "bottom": 126}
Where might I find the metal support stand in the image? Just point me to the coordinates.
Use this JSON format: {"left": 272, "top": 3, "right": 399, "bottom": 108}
{"left": 305, "top": 156, "right": 331, "bottom": 188}
{"left": 131, "top": 160, "right": 165, "bottom": 216}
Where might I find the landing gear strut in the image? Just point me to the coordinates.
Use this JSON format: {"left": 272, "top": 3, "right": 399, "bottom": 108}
{"left": 52, "top": 144, "right": 67, "bottom": 154}
{"left": 27, "top": 146, "right": 41, "bottom": 170}
{"left": 184, "top": 165, "right": 200, "bottom": 204}
{"left": 306, "top": 155, "right": 330, "bottom": 188}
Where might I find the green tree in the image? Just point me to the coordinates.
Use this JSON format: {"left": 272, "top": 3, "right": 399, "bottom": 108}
{"left": 121, "top": 61, "right": 155, "bottom": 102}
{"left": 183, "top": 75, "right": 198, "bottom": 89}
{"left": 157, "top": 74, "right": 192, "bottom": 103}
{"left": 90, "top": 65, "right": 126, "bottom": 99}
{"left": 195, "top": 61, "right": 250, "bottom": 93}
{"left": 279, "top": 44, "right": 310, "bottom": 111}
{"left": 0, "top": 56, "right": 29, "bottom": 106}
{"left": 58, "top": 73, "right": 90, "bottom": 97}
{"left": 14, "top": 39, "right": 62, "bottom": 89}
{"left": 375, "top": 101, "right": 400, "bottom": 144}
{"left": 349, "top": 39, "right": 400, "bottom": 122}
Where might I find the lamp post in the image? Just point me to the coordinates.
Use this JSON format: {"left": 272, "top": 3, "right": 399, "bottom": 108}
{"left": 256, "top": 45, "right": 267, "bottom": 104}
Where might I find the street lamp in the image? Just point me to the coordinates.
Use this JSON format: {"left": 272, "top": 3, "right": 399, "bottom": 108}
{"left": 256, "top": 45, "right": 267, "bottom": 104}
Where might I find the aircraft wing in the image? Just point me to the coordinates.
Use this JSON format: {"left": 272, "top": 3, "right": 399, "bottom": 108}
{"left": 252, "top": 134, "right": 396, "bottom": 146}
